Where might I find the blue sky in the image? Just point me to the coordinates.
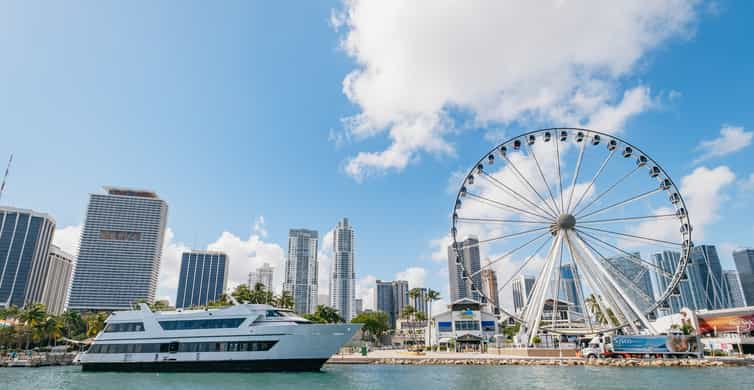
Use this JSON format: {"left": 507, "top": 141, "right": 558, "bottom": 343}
{"left": 1, "top": 1, "right": 753, "bottom": 308}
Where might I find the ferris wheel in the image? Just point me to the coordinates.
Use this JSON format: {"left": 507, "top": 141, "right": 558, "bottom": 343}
{"left": 450, "top": 128, "right": 692, "bottom": 343}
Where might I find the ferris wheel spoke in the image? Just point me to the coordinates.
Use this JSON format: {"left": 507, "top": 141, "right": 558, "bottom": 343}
{"left": 503, "top": 154, "right": 561, "bottom": 217}
{"left": 479, "top": 171, "right": 558, "bottom": 220}
{"left": 554, "top": 135, "right": 565, "bottom": 212}
{"left": 578, "top": 213, "right": 678, "bottom": 225}
{"left": 576, "top": 187, "right": 664, "bottom": 220}
{"left": 522, "top": 233, "right": 563, "bottom": 344}
{"left": 456, "top": 217, "right": 551, "bottom": 225}
{"left": 574, "top": 229, "right": 676, "bottom": 279}
{"left": 565, "top": 140, "right": 587, "bottom": 213}
{"left": 457, "top": 226, "right": 551, "bottom": 251}
{"left": 569, "top": 149, "right": 616, "bottom": 215}
{"left": 469, "top": 231, "right": 552, "bottom": 278}
{"left": 577, "top": 225, "right": 682, "bottom": 247}
{"left": 495, "top": 236, "right": 554, "bottom": 293}
{"left": 465, "top": 192, "right": 553, "bottom": 221}
{"left": 574, "top": 165, "right": 641, "bottom": 217}
{"left": 525, "top": 143, "right": 562, "bottom": 217}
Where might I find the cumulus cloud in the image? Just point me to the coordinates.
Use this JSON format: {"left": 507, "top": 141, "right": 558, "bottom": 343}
{"left": 356, "top": 275, "right": 376, "bottom": 311}
{"left": 694, "top": 125, "right": 752, "bottom": 163}
{"left": 334, "top": 0, "right": 699, "bottom": 180}
{"left": 53, "top": 225, "right": 82, "bottom": 256}
{"left": 317, "top": 228, "right": 336, "bottom": 296}
{"left": 396, "top": 266, "right": 427, "bottom": 290}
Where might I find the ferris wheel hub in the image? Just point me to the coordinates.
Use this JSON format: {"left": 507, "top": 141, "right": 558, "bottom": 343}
{"left": 556, "top": 213, "right": 576, "bottom": 230}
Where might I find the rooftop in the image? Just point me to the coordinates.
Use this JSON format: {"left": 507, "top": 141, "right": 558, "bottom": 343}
{"left": 102, "top": 186, "right": 159, "bottom": 199}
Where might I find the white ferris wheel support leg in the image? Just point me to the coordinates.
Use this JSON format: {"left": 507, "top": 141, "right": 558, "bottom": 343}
{"left": 568, "top": 231, "right": 657, "bottom": 335}
{"left": 522, "top": 232, "right": 563, "bottom": 345}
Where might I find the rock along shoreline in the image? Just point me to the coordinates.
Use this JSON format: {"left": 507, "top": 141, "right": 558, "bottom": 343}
{"left": 328, "top": 357, "right": 753, "bottom": 368}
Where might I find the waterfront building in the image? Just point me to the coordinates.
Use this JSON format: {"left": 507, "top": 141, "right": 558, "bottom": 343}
{"left": 447, "top": 237, "right": 482, "bottom": 301}
{"left": 689, "top": 245, "right": 730, "bottom": 310}
{"left": 733, "top": 249, "right": 754, "bottom": 306}
{"left": 652, "top": 251, "right": 699, "bottom": 314}
{"left": 605, "top": 253, "right": 654, "bottom": 311}
{"left": 68, "top": 188, "right": 168, "bottom": 311}
{"left": 724, "top": 270, "right": 747, "bottom": 308}
{"left": 512, "top": 275, "right": 535, "bottom": 314}
{"left": 354, "top": 298, "right": 363, "bottom": 315}
{"left": 558, "top": 265, "right": 583, "bottom": 313}
{"left": 248, "top": 262, "right": 274, "bottom": 292}
{"left": 317, "top": 294, "right": 329, "bottom": 307}
{"left": 0, "top": 207, "right": 56, "bottom": 309}
{"left": 40, "top": 245, "right": 75, "bottom": 315}
{"left": 175, "top": 251, "right": 228, "bottom": 309}
{"left": 412, "top": 287, "right": 428, "bottom": 316}
{"left": 283, "top": 229, "right": 318, "bottom": 314}
{"left": 375, "top": 279, "right": 409, "bottom": 328}
{"left": 429, "top": 298, "right": 498, "bottom": 352}
{"left": 480, "top": 269, "right": 499, "bottom": 314}
{"left": 330, "top": 218, "right": 356, "bottom": 321}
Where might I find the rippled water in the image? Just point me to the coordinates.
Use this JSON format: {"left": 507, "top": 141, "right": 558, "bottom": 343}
{"left": 1, "top": 364, "right": 752, "bottom": 389}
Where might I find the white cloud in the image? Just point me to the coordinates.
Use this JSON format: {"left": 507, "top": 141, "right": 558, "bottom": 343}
{"left": 156, "top": 228, "right": 191, "bottom": 305}
{"left": 52, "top": 225, "right": 82, "bottom": 256}
{"left": 334, "top": 0, "right": 699, "bottom": 180}
{"left": 356, "top": 275, "right": 376, "bottom": 311}
{"left": 396, "top": 266, "right": 427, "bottom": 290}
{"left": 317, "top": 228, "right": 336, "bottom": 295}
{"left": 694, "top": 125, "right": 753, "bottom": 163}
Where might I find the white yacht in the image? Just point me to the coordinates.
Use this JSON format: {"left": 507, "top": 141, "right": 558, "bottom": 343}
{"left": 79, "top": 303, "right": 360, "bottom": 372}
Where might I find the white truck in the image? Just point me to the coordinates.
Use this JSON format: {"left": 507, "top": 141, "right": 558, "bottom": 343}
{"left": 581, "top": 334, "right": 701, "bottom": 359}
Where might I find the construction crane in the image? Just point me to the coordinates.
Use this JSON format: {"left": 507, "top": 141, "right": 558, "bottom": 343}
{"left": 0, "top": 154, "right": 12, "bottom": 203}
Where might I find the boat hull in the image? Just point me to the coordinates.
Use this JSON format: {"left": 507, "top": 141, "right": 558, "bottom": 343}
{"left": 81, "top": 358, "right": 329, "bottom": 372}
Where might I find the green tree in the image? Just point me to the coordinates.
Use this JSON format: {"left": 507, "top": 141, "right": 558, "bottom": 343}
{"left": 61, "top": 311, "right": 86, "bottom": 340}
{"left": 43, "top": 316, "right": 64, "bottom": 346}
{"left": 351, "top": 311, "right": 389, "bottom": 345}
{"left": 18, "top": 303, "right": 46, "bottom": 349}
{"left": 250, "top": 283, "right": 271, "bottom": 304}
{"left": 275, "top": 291, "right": 294, "bottom": 310}
{"left": 400, "top": 305, "right": 417, "bottom": 345}
{"left": 232, "top": 284, "right": 253, "bottom": 304}
{"left": 207, "top": 294, "right": 232, "bottom": 308}
{"left": 0, "top": 304, "right": 20, "bottom": 320}
{"left": 85, "top": 312, "right": 109, "bottom": 338}
{"left": 316, "top": 305, "right": 344, "bottom": 323}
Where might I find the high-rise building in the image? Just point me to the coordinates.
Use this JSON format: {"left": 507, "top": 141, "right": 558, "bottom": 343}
{"left": 40, "top": 245, "right": 75, "bottom": 315}
{"left": 652, "top": 251, "right": 699, "bottom": 314}
{"left": 480, "top": 269, "right": 499, "bottom": 313}
{"left": 412, "top": 287, "right": 428, "bottom": 316}
{"left": 0, "top": 207, "right": 56, "bottom": 309}
{"left": 558, "top": 265, "right": 582, "bottom": 313}
{"left": 330, "top": 218, "right": 356, "bottom": 321}
{"left": 354, "top": 298, "right": 363, "bottom": 315}
{"left": 689, "top": 245, "right": 730, "bottom": 310}
{"left": 733, "top": 249, "right": 754, "bottom": 306}
{"left": 724, "top": 270, "right": 747, "bottom": 308}
{"left": 375, "top": 279, "right": 409, "bottom": 328}
{"left": 512, "top": 275, "right": 535, "bottom": 314}
{"left": 68, "top": 187, "right": 168, "bottom": 311}
{"left": 248, "top": 262, "right": 274, "bottom": 292}
{"left": 317, "top": 294, "right": 329, "bottom": 307}
{"left": 447, "top": 237, "right": 481, "bottom": 301}
{"left": 605, "top": 253, "right": 655, "bottom": 311}
{"left": 284, "top": 229, "right": 318, "bottom": 314}
{"left": 175, "top": 251, "right": 228, "bottom": 309}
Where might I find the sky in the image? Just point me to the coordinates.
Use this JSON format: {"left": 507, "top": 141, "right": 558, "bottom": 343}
{"left": 1, "top": 1, "right": 753, "bottom": 311}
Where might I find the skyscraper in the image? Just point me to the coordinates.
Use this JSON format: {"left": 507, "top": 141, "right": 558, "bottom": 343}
{"left": 330, "top": 218, "right": 355, "bottom": 321}
{"left": 68, "top": 187, "right": 168, "bottom": 311}
{"left": 248, "top": 262, "right": 274, "bottom": 292}
{"left": 0, "top": 207, "right": 56, "bottom": 309}
{"left": 733, "top": 249, "right": 754, "bottom": 306}
{"left": 480, "top": 269, "right": 499, "bottom": 313}
{"left": 558, "top": 265, "right": 582, "bottom": 313}
{"left": 40, "top": 245, "right": 75, "bottom": 315}
{"left": 412, "top": 287, "right": 428, "bottom": 315}
{"left": 175, "top": 251, "right": 228, "bottom": 309}
{"left": 690, "top": 245, "right": 730, "bottom": 310}
{"left": 284, "top": 229, "right": 318, "bottom": 314}
{"left": 375, "top": 279, "right": 409, "bottom": 328}
{"left": 354, "top": 298, "right": 363, "bottom": 315}
{"left": 652, "top": 251, "right": 698, "bottom": 314}
{"left": 512, "top": 275, "right": 535, "bottom": 314}
{"left": 605, "top": 253, "right": 655, "bottom": 311}
{"left": 724, "top": 270, "right": 747, "bottom": 308}
{"left": 447, "top": 237, "right": 481, "bottom": 301}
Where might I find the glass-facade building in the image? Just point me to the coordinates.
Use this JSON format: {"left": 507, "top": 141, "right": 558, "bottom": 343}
{"left": 558, "top": 264, "right": 583, "bottom": 313}
{"left": 248, "top": 262, "right": 274, "bottom": 292}
{"left": 733, "top": 249, "right": 754, "bottom": 306}
{"left": 605, "top": 253, "right": 655, "bottom": 311}
{"left": 375, "top": 279, "right": 408, "bottom": 328}
{"left": 652, "top": 251, "right": 697, "bottom": 314}
{"left": 447, "top": 237, "right": 482, "bottom": 302}
{"left": 40, "top": 244, "right": 75, "bottom": 315}
{"left": 512, "top": 275, "right": 535, "bottom": 314}
{"left": 0, "top": 207, "right": 56, "bottom": 309}
{"left": 175, "top": 251, "right": 228, "bottom": 309}
{"left": 68, "top": 188, "right": 168, "bottom": 311}
{"left": 724, "top": 270, "right": 747, "bottom": 308}
{"left": 284, "top": 229, "right": 318, "bottom": 314}
{"left": 689, "top": 245, "right": 730, "bottom": 310}
{"left": 330, "top": 218, "right": 355, "bottom": 321}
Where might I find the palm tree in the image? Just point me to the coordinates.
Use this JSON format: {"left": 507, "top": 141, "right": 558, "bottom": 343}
{"left": 276, "top": 291, "right": 294, "bottom": 310}
{"left": 311, "top": 305, "right": 344, "bottom": 323}
{"left": 43, "top": 316, "right": 64, "bottom": 346}
{"left": 232, "top": 284, "right": 253, "bottom": 304}
{"left": 85, "top": 312, "right": 109, "bottom": 338}
{"left": 425, "top": 289, "right": 441, "bottom": 349}
{"left": 0, "top": 304, "right": 20, "bottom": 320}
{"left": 250, "top": 283, "right": 269, "bottom": 304}
{"left": 585, "top": 294, "right": 607, "bottom": 325}
{"left": 400, "top": 305, "right": 417, "bottom": 346}
{"left": 18, "top": 303, "right": 46, "bottom": 349}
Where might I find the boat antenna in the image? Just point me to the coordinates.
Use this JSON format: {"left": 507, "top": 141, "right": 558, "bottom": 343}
{"left": 0, "top": 154, "right": 12, "bottom": 203}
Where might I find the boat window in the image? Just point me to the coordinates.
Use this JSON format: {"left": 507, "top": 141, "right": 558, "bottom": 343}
{"left": 158, "top": 318, "right": 245, "bottom": 330}
{"left": 265, "top": 310, "right": 284, "bottom": 317}
{"left": 103, "top": 322, "right": 145, "bottom": 333}
{"left": 88, "top": 341, "right": 278, "bottom": 354}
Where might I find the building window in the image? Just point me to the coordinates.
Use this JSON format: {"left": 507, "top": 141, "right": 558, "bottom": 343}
{"left": 454, "top": 320, "right": 480, "bottom": 331}
{"left": 103, "top": 322, "right": 145, "bottom": 333}
{"left": 158, "top": 318, "right": 245, "bottom": 330}
{"left": 481, "top": 321, "right": 496, "bottom": 332}
{"left": 438, "top": 322, "right": 452, "bottom": 332}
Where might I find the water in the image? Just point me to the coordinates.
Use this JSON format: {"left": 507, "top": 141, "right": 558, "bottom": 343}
{"left": 1, "top": 364, "right": 752, "bottom": 389}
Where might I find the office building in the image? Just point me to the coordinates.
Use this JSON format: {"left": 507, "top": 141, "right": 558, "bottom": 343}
{"left": 605, "top": 253, "right": 655, "bottom": 311}
{"left": 447, "top": 237, "right": 482, "bottom": 301}
{"left": 175, "top": 251, "right": 228, "bottom": 309}
{"left": 317, "top": 294, "right": 329, "bottom": 307}
{"left": 0, "top": 207, "right": 56, "bottom": 309}
{"left": 68, "top": 187, "right": 168, "bottom": 311}
{"left": 375, "top": 279, "right": 409, "bottom": 328}
{"left": 652, "top": 251, "right": 699, "bottom": 314}
{"left": 480, "top": 269, "right": 499, "bottom": 313}
{"left": 689, "top": 245, "right": 730, "bottom": 310}
{"left": 284, "top": 229, "right": 318, "bottom": 314}
{"left": 724, "top": 270, "right": 747, "bottom": 308}
{"left": 558, "top": 264, "right": 582, "bottom": 313}
{"left": 512, "top": 275, "right": 535, "bottom": 314}
{"left": 40, "top": 245, "right": 75, "bottom": 315}
{"left": 733, "top": 249, "right": 754, "bottom": 306}
{"left": 354, "top": 298, "right": 363, "bottom": 315}
{"left": 248, "top": 262, "right": 274, "bottom": 292}
{"left": 330, "top": 218, "right": 356, "bottom": 321}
